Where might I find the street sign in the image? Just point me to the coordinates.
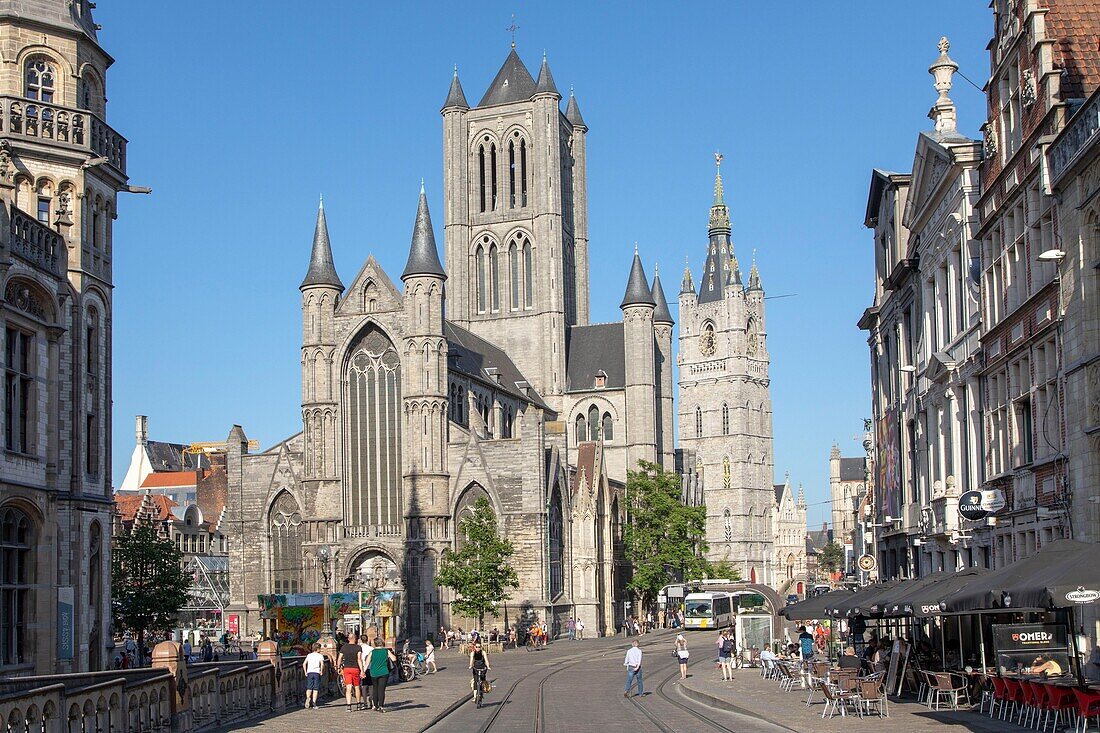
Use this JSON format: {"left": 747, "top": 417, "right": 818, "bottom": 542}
{"left": 857, "top": 554, "right": 877, "bottom": 572}
{"left": 958, "top": 490, "right": 989, "bottom": 521}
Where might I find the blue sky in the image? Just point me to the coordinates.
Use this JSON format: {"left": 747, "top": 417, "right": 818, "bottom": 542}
{"left": 101, "top": 1, "right": 992, "bottom": 527}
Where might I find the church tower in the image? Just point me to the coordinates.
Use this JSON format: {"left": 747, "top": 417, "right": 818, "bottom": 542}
{"left": 300, "top": 200, "right": 342, "bottom": 481}
{"left": 677, "top": 155, "right": 775, "bottom": 585}
{"left": 441, "top": 47, "right": 588, "bottom": 403}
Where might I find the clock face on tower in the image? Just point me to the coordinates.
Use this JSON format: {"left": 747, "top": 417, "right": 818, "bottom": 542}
{"left": 700, "top": 328, "right": 716, "bottom": 356}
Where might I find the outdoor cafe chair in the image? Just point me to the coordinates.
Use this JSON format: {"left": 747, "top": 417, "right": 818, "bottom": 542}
{"left": 1019, "top": 679, "right": 1044, "bottom": 728}
{"left": 931, "top": 672, "right": 969, "bottom": 711}
{"left": 778, "top": 662, "right": 800, "bottom": 692}
{"left": 806, "top": 675, "right": 827, "bottom": 707}
{"left": 812, "top": 661, "right": 830, "bottom": 678}
{"left": 1071, "top": 687, "right": 1100, "bottom": 732}
{"left": 857, "top": 678, "right": 888, "bottom": 718}
{"left": 1002, "top": 678, "right": 1025, "bottom": 721}
{"left": 975, "top": 673, "right": 995, "bottom": 716}
{"left": 1040, "top": 683, "right": 1077, "bottom": 733}
{"left": 821, "top": 683, "right": 860, "bottom": 719}
{"left": 988, "top": 675, "right": 1008, "bottom": 719}
{"left": 920, "top": 670, "right": 940, "bottom": 708}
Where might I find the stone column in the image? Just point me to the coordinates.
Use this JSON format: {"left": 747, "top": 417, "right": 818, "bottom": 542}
{"left": 257, "top": 640, "right": 283, "bottom": 712}
{"left": 152, "top": 641, "right": 190, "bottom": 733}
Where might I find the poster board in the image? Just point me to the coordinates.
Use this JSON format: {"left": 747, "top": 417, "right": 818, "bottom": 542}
{"left": 992, "top": 623, "right": 1069, "bottom": 675}
{"left": 886, "top": 638, "right": 910, "bottom": 697}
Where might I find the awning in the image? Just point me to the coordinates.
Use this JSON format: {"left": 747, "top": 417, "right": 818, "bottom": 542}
{"left": 779, "top": 587, "right": 857, "bottom": 620}
{"left": 831, "top": 580, "right": 904, "bottom": 618}
{"left": 943, "top": 539, "right": 1095, "bottom": 613}
{"left": 882, "top": 567, "right": 988, "bottom": 618}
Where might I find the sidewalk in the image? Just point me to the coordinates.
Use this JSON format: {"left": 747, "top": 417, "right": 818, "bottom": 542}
{"left": 677, "top": 663, "right": 1036, "bottom": 733}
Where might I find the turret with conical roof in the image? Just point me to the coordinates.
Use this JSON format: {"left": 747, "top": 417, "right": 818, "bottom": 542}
{"left": 622, "top": 249, "right": 657, "bottom": 467}
{"left": 402, "top": 184, "right": 446, "bottom": 281}
{"left": 442, "top": 66, "right": 469, "bottom": 110}
{"left": 652, "top": 265, "right": 675, "bottom": 468}
{"left": 565, "top": 90, "right": 586, "bottom": 128}
{"left": 300, "top": 199, "right": 344, "bottom": 291}
{"left": 534, "top": 53, "right": 560, "bottom": 97}
{"left": 621, "top": 249, "right": 656, "bottom": 308}
{"left": 651, "top": 266, "right": 674, "bottom": 325}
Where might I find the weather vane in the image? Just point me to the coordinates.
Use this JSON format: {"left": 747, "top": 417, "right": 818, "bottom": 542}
{"left": 715, "top": 151, "right": 723, "bottom": 169}
{"left": 507, "top": 14, "right": 519, "bottom": 48}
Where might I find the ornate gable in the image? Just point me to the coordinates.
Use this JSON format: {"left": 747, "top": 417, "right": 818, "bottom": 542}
{"left": 904, "top": 134, "right": 952, "bottom": 230}
{"left": 336, "top": 255, "right": 403, "bottom": 317}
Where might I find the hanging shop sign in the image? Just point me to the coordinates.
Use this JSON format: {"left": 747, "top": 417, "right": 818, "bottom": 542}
{"left": 958, "top": 490, "right": 989, "bottom": 521}
{"left": 1065, "top": 587, "right": 1100, "bottom": 604}
{"left": 857, "top": 554, "right": 877, "bottom": 572}
{"left": 981, "top": 489, "right": 1007, "bottom": 513}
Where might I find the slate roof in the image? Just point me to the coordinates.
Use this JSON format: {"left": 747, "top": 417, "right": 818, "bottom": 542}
{"left": 806, "top": 526, "right": 833, "bottom": 554}
{"left": 445, "top": 322, "right": 546, "bottom": 408}
{"left": 839, "top": 457, "right": 865, "bottom": 482}
{"left": 621, "top": 252, "right": 655, "bottom": 308}
{"left": 0, "top": 0, "right": 98, "bottom": 41}
{"left": 651, "top": 271, "right": 674, "bottom": 324}
{"left": 697, "top": 234, "right": 738, "bottom": 304}
{"left": 534, "top": 55, "right": 559, "bottom": 96}
{"left": 300, "top": 201, "right": 344, "bottom": 290}
{"left": 565, "top": 323, "right": 625, "bottom": 392}
{"left": 402, "top": 187, "right": 446, "bottom": 280}
{"left": 774, "top": 483, "right": 786, "bottom": 505}
{"left": 443, "top": 70, "right": 469, "bottom": 109}
{"left": 146, "top": 440, "right": 208, "bottom": 473}
{"left": 565, "top": 93, "right": 586, "bottom": 128}
{"left": 477, "top": 48, "right": 538, "bottom": 107}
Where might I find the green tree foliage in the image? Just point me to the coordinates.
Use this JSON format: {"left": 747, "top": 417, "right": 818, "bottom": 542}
{"left": 706, "top": 559, "right": 742, "bottom": 582}
{"left": 111, "top": 521, "right": 191, "bottom": 663}
{"left": 623, "top": 460, "right": 710, "bottom": 610}
{"left": 435, "top": 497, "right": 519, "bottom": 629}
{"left": 818, "top": 541, "right": 845, "bottom": 574}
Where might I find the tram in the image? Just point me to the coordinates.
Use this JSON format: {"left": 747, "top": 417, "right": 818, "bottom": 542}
{"left": 683, "top": 591, "right": 735, "bottom": 630}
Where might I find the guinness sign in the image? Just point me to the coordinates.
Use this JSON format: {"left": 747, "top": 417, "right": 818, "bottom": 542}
{"left": 958, "top": 490, "right": 988, "bottom": 521}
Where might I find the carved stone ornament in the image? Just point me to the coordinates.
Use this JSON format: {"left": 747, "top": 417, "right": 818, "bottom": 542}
{"left": 4, "top": 282, "right": 46, "bottom": 319}
{"left": 982, "top": 122, "right": 998, "bottom": 157}
{"left": 1021, "top": 68, "right": 1036, "bottom": 107}
{"left": 0, "top": 141, "right": 13, "bottom": 185}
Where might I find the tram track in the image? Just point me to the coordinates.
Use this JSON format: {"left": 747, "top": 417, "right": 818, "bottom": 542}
{"left": 629, "top": 658, "right": 738, "bottom": 733}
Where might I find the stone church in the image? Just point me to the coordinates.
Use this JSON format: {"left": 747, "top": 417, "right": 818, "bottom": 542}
{"left": 677, "top": 160, "right": 776, "bottom": 585}
{"left": 224, "top": 47, "right": 682, "bottom": 639}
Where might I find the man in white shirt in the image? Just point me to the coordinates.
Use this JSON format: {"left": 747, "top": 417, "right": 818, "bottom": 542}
{"left": 576, "top": 619, "right": 585, "bottom": 641}
{"left": 623, "top": 640, "right": 644, "bottom": 697}
{"left": 302, "top": 643, "right": 325, "bottom": 709}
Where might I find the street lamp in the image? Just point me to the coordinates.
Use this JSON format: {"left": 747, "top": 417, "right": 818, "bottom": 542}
{"left": 317, "top": 545, "right": 339, "bottom": 653}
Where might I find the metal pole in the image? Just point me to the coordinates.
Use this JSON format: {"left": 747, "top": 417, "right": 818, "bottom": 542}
{"left": 977, "top": 614, "right": 986, "bottom": 670}
{"left": 957, "top": 616, "right": 964, "bottom": 666}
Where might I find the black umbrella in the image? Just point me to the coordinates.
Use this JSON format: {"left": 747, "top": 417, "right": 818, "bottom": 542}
{"left": 999, "top": 539, "right": 1099, "bottom": 610}
{"left": 943, "top": 540, "right": 1090, "bottom": 613}
{"left": 893, "top": 567, "right": 989, "bottom": 618}
{"left": 830, "top": 581, "right": 903, "bottom": 619}
{"left": 779, "top": 587, "right": 856, "bottom": 620}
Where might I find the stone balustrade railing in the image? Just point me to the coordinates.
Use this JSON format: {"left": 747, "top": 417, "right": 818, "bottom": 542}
{"left": 9, "top": 205, "right": 64, "bottom": 276}
{"left": 0, "top": 95, "right": 127, "bottom": 175}
{"left": 0, "top": 641, "right": 310, "bottom": 733}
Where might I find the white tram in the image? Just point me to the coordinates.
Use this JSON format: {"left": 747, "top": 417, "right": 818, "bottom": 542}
{"left": 683, "top": 591, "right": 735, "bottom": 630}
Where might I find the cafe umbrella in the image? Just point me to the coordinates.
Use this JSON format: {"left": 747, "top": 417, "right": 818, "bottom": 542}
{"left": 779, "top": 587, "right": 858, "bottom": 620}
{"left": 943, "top": 540, "right": 1091, "bottom": 614}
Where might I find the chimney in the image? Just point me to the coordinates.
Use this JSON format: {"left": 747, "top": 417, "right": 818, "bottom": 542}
{"left": 136, "top": 415, "right": 148, "bottom": 446}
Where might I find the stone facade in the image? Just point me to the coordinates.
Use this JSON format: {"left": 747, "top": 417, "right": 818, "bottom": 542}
{"left": 0, "top": 0, "right": 125, "bottom": 674}
{"left": 772, "top": 476, "right": 807, "bottom": 594}
{"left": 677, "top": 158, "right": 775, "bottom": 584}
{"left": 828, "top": 444, "right": 867, "bottom": 572}
{"left": 223, "top": 48, "right": 685, "bottom": 639}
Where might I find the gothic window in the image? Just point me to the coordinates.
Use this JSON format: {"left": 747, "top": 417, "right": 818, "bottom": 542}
{"left": 509, "top": 242, "right": 520, "bottom": 310}
{"left": 588, "top": 404, "right": 600, "bottom": 442}
{"left": 475, "top": 244, "right": 487, "bottom": 313}
{"left": 269, "top": 492, "right": 302, "bottom": 594}
{"left": 602, "top": 412, "right": 613, "bottom": 442}
{"left": 574, "top": 414, "right": 586, "bottom": 445}
{"left": 520, "top": 139, "right": 528, "bottom": 207}
{"left": 489, "top": 245, "right": 500, "bottom": 311}
{"left": 454, "top": 483, "right": 491, "bottom": 551}
{"left": 522, "top": 239, "right": 534, "bottom": 308}
{"left": 5, "top": 328, "right": 34, "bottom": 455}
{"left": 344, "top": 326, "right": 402, "bottom": 527}
{"left": 0, "top": 507, "right": 33, "bottom": 667}
{"left": 24, "top": 58, "right": 55, "bottom": 102}
{"left": 490, "top": 143, "right": 498, "bottom": 210}
{"left": 477, "top": 144, "right": 487, "bottom": 213}
{"left": 695, "top": 407, "right": 703, "bottom": 438}
{"left": 548, "top": 485, "right": 564, "bottom": 599}
{"left": 721, "top": 403, "right": 729, "bottom": 435}
{"left": 508, "top": 138, "right": 517, "bottom": 208}
{"left": 85, "top": 307, "right": 100, "bottom": 478}
{"left": 501, "top": 403, "right": 514, "bottom": 438}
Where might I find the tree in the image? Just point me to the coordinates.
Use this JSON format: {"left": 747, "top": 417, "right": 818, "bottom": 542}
{"left": 818, "top": 541, "right": 845, "bottom": 575}
{"left": 435, "top": 497, "right": 519, "bottom": 629}
{"left": 112, "top": 521, "right": 191, "bottom": 664}
{"left": 623, "top": 460, "right": 710, "bottom": 612}
{"left": 705, "top": 559, "right": 742, "bottom": 582}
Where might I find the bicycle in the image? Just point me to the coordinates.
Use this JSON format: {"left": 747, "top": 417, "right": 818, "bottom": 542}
{"left": 472, "top": 668, "right": 488, "bottom": 708}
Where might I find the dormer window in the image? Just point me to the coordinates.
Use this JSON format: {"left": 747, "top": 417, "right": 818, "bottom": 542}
{"left": 594, "top": 370, "right": 607, "bottom": 389}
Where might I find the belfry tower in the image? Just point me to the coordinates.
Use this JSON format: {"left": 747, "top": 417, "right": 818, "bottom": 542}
{"left": 677, "top": 155, "right": 775, "bottom": 585}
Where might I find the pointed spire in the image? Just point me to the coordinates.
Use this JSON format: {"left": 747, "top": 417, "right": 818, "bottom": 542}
{"left": 651, "top": 264, "right": 674, "bottom": 324}
{"left": 726, "top": 250, "right": 743, "bottom": 287}
{"left": 565, "top": 88, "right": 587, "bottom": 129}
{"left": 620, "top": 250, "right": 655, "bottom": 308}
{"left": 401, "top": 185, "right": 446, "bottom": 281}
{"left": 680, "top": 257, "right": 695, "bottom": 295}
{"left": 831, "top": 443, "right": 841, "bottom": 460}
{"left": 443, "top": 65, "right": 469, "bottom": 110}
{"left": 798, "top": 484, "right": 806, "bottom": 507}
{"left": 748, "top": 252, "right": 762, "bottom": 291}
{"left": 478, "top": 47, "right": 537, "bottom": 107}
{"left": 709, "top": 151, "right": 731, "bottom": 235}
{"left": 300, "top": 198, "right": 344, "bottom": 291}
{"left": 534, "top": 52, "right": 560, "bottom": 96}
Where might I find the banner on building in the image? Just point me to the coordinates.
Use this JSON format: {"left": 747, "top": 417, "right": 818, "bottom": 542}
{"left": 876, "top": 409, "right": 900, "bottom": 521}
{"left": 57, "top": 586, "right": 74, "bottom": 660}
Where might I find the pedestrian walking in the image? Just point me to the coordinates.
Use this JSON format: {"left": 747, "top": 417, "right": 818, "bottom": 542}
{"left": 359, "top": 632, "right": 373, "bottom": 705}
{"left": 567, "top": 617, "right": 576, "bottom": 640}
{"left": 623, "top": 639, "right": 644, "bottom": 697}
{"left": 798, "top": 626, "right": 814, "bottom": 662}
{"left": 367, "top": 637, "right": 396, "bottom": 713}
{"left": 302, "top": 643, "right": 325, "bottom": 709}
{"left": 425, "top": 638, "right": 437, "bottom": 674}
{"left": 339, "top": 632, "right": 364, "bottom": 712}
{"left": 576, "top": 619, "right": 585, "bottom": 640}
{"left": 675, "top": 633, "right": 689, "bottom": 679}
{"left": 718, "top": 629, "right": 735, "bottom": 680}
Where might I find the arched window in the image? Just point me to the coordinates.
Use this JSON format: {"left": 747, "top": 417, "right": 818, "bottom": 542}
{"left": 508, "top": 242, "right": 520, "bottom": 310}
{"left": 1, "top": 506, "right": 33, "bottom": 666}
{"left": 5, "top": 322, "right": 35, "bottom": 455}
{"left": 345, "top": 326, "right": 402, "bottom": 527}
{"left": 588, "top": 405, "right": 600, "bottom": 442}
{"left": 508, "top": 139, "right": 517, "bottom": 208}
{"left": 269, "top": 492, "right": 303, "bottom": 594}
{"left": 490, "top": 143, "right": 498, "bottom": 210}
{"left": 522, "top": 239, "right": 534, "bottom": 308}
{"left": 24, "top": 58, "right": 55, "bottom": 102}
{"left": 477, "top": 144, "right": 487, "bottom": 213}
{"left": 695, "top": 407, "right": 703, "bottom": 437}
{"left": 520, "top": 138, "right": 528, "bottom": 207}
{"left": 500, "top": 403, "right": 514, "bottom": 439}
{"left": 548, "top": 485, "right": 564, "bottom": 599}
{"left": 488, "top": 245, "right": 500, "bottom": 311}
{"left": 574, "top": 414, "right": 586, "bottom": 445}
{"left": 475, "top": 245, "right": 486, "bottom": 313}
{"left": 721, "top": 403, "right": 730, "bottom": 435}
{"left": 602, "top": 412, "right": 613, "bottom": 442}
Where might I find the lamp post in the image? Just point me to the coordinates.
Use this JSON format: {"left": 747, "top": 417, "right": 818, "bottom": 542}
{"left": 317, "top": 545, "right": 339, "bottom": 656}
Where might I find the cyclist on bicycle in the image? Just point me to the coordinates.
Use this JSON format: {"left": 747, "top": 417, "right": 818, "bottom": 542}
{"left": 469, "top": 640, "right": 490, "bottom": 705}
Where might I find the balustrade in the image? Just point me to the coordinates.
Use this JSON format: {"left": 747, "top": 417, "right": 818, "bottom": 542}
{"left": 0, "top": 95, "right": 126, "bottom": 175}
{"left": 8, "top": 206, "right": 63, "bottom": 276}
